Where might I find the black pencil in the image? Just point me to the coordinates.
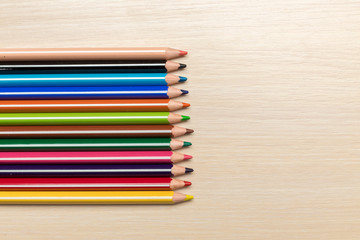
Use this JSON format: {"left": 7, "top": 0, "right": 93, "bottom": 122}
{"left": 0, "top": 60, "right": 186, "bottom": 74}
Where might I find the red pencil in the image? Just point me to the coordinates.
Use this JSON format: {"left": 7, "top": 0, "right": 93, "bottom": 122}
{"left": 0, "top": 177, "right": 192, "bottom": 190}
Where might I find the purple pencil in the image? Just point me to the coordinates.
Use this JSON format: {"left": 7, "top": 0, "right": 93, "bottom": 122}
{"left": 0, "top": 164, "right": 194, "bottom": 178}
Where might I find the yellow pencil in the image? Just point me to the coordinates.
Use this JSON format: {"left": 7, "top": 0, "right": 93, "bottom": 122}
{"left": 0, "top": 191, "right": 194, "bottom": 204}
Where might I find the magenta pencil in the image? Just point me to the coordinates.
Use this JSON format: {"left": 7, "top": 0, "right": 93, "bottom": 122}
{"left": 0, "top": 177, "right": 192, "bottom": 191}
{"left": 0, "top": 151, "right": 192, "bottom": 164}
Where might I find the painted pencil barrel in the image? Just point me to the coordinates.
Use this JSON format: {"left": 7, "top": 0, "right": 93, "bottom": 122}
{"left": 0, "top": 73, "right": 183, "bottom": 87}
{"left": 0, "top": 191, "right": 193, "bottom": 204}
{"left": 0, "top": 163, "right": 177, "bottom": 177}
{"left": 0, "top": 99, "right": 189, "bottom": 112}
{"left": 0, "top": 178, "right": 189, "bottom": 191}
{"left": 0, "top": 112, "right": 187, "bottom": 125}
{"left": 0, "top": 60, "right": 183, "bottom": 73}
{"left": 0, "top": 125, "right": 191, "bottom": 138}
{"left": 0, "top": 138, "right": 190, "bottom": 151}
{"left": 0, "top": 86, "right": 183, "bottom": 100}
{"left": 0, "top": 47, "right": 187, "bottom": 61}
{"left": 0, "top": 151, "right": 191, "bottom": 164}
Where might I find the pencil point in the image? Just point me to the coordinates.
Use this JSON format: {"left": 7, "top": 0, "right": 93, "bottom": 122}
{"left": 184, "top": 195, "right": 194, "bottom": 201}
{"left": 183, "top": 141, "right": 192, "bottom": 147}
{"left": 186, "top": 128, "right": 194, "bottom": 133}
{"left": 181, "top": 89, "right": 189, "bottom": 95}
{"left": 179, "top": 63, "right": 187, "bottom": 69}
{"left": 185, "top": 167, "right": 194, "bottom": 173}
{"left": 179, "top": 76, "right": 187, "bottom": 82}
{"left": 181, "top": 115, "right": 190, "bottom": 121}
{"left": 182, "top": 102, "right": 191, "bottom": 108}
{"left": 184, "top": 154, "right": 193, "bottom": 160}
{"left": 184, "top": 181, "right": 192, "bottom": 186}
{"left": 179, "top": 50, "right": 188, "bottom": 56}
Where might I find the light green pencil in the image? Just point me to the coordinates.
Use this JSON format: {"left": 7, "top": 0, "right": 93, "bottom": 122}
{"left": 0, "top": 112, "right": 190, "bottom": 125}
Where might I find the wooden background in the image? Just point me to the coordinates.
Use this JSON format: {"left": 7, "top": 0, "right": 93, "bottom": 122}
{"left": 1, "top": 0, "right": 360, "bottom": 239}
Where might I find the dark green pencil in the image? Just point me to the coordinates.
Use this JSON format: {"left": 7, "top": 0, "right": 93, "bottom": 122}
{"left": 0, "top": 138, "right": 192, "bottom": 151}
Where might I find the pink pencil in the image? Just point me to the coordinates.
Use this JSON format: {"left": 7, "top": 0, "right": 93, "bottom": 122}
{"left": 0, "top": 151, "right": 192, "bottom": 164}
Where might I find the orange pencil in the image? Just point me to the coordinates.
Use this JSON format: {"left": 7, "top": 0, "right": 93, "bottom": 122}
{"left": 0, "top": 99, "right": 190, "bottom": 112}
{"left": 0, "top": 48, "right": 188, "bottom": 61}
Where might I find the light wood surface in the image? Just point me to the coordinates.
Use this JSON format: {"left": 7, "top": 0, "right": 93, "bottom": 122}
{"left": 1, "top": 0, "right": 360, "bottom": 239}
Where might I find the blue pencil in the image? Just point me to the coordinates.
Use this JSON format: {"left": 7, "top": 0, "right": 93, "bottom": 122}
{"left": 0, "top": 73, "right": 187, "bottom": 87}
{"left": 0, "top": 86, "right": 188, "bottom": 100}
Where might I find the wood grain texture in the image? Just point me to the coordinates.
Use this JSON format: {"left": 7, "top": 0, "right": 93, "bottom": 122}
{"left": 1, "top": 0, "right": 360, "bottom": 239}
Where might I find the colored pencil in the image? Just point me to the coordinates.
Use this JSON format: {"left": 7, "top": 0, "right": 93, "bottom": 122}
{"left": 0, "top": 112, "right": 190, "bottom": 125}
{"left": 0, "top": 151, "right": 192, "bottom": 164}
{"left": 0, "top": 125, "right": 194, "bottom": 138}
{"left": 0, "top": 138, "right": 192, "bottom": 151}
{"left": 0, "top": 191, "right": 193, "bottom": 204}
{"left": 0, "top": 163, "right": 193, "bottom": 177}
{"left": 0, "top": 178, "right": 191, "bottom": 191}
{"left": 0, "top": 86, "right": 188, "bottom": 100}
{"left": 0, "top": 73, "right": 187, "bottom": 87}
{"left": 0, "top": 99, "right": 190, "bottom": 112}
{"left": 0, "top": 48, "right": 188, "bottom": 61}
{"left": 0, "top": 60, "right": 186, "bottom": 73}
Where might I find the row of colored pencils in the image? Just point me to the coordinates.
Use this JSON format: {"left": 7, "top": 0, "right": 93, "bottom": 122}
{"left": 0, "top": 47, "right": 193, "bottom": 204}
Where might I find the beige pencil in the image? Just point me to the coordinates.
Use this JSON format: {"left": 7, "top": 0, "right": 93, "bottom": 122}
{"left": 0, "top": 48, "right": 188, "bottom": 61}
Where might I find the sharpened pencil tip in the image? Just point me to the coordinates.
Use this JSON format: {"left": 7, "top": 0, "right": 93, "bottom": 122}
{"left": 179, "top": 76, "right": 187, "bottom": 82}
{"left": 185, "top": 167, "right": 194, "bottom": 173}
{"left": 184, "top": 195, "right": 194, "bottom": 201}
{"left": 186, "top": 128, "right": 194, "bottom": 133}
{"left": 179, "top": 63, "right": 187, "bottom": 69}
{"left": 183, "top": 141, "right": 192, "bottom": 147}
{"left": 179, "top": 50, "right": 188, "bottom": 56}
{"left": 184, "top": 181, "right": 192, "bottom": 186}
{"left": 184, "top": 154, "right": 193, "bottom": 160}
{"left": 182, "top": 102, "right": 191, "bottom": 108}
{"left": 181, "top": 115, "right": 190, "bottom": 121}
{"left": 181, "top": 89, "right": 189, "bottom": 95}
